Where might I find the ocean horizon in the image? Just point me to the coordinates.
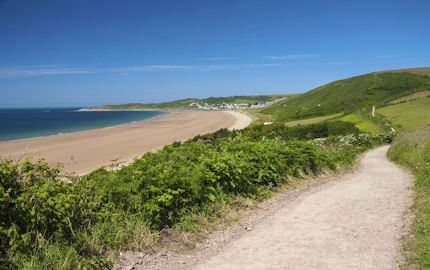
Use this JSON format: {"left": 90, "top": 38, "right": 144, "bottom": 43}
{"left": 0, "top": 107, "right": 167, "bottom": 142}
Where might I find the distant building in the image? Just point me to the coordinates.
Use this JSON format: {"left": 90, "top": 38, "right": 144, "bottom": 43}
{"left": 189, "top": 101, "right": 274, "bottom": 110}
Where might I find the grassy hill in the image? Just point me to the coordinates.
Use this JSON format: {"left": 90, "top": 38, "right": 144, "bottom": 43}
{"left": 90, "top": 95, "right": 290, "bottom": 110}
{"left": 257, "top": 71, "right": 430, "bottom": 122}
{"left": 94, "top": 98, "right": 197, "bottom": 110}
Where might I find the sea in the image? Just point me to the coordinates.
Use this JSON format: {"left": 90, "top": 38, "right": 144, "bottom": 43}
{"left": 0, "top": 108, "right": 167, "bottom": 142}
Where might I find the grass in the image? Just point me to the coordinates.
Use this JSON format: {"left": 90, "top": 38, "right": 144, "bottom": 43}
{"left": 388, "top": 125, "right": 430, "bottom": 269}
{"left": 258, "top": 72, "right": 430, "bottom": 122}
{"left": 341, "top": 112, "right": 382, "bottom": 134}
{"left": 379, "top": 97, "right": 430, "bottom": 130}
{"left": 382, "top": 92, "right": 430, "bottom": 268}
{"left": 390, "top": 91, "right": 430, "bottom": 104}
{"left": 285, "top": 113, "right": 343, "bottom": 126}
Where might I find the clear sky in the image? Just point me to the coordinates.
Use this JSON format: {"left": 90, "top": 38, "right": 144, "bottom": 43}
{"left": 1, "top": 0, "right": 429, "bottom": 107}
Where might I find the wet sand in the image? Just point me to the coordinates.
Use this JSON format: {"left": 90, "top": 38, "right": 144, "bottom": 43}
{"left": 0, "top": 111, "right": 251, "bottom": 175}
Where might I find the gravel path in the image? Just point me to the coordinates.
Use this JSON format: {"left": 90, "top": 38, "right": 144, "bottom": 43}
{"left": 117, "top": 145, "right": 413, "bottom": 270}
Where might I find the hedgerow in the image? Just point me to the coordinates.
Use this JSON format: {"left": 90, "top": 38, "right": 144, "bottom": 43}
{"left": 0, "top": 123, "right": 394, "bottom": 269}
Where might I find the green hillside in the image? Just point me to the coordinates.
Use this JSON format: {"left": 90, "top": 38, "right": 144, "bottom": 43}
{"left": 258, "top": 72, "right": 430, "bottom": 121}
{"left": 95, "top": 98, "right": 197, "bottom": 110}
{"left": 90, "top": 95, "right": 290, "bottom": 110}
{"left": 379, "top": 97, "right": 430, "bottom": 130}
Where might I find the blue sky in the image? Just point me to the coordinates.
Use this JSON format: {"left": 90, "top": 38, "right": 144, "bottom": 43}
{"left": 1, "top": 0, "right": 429, "bottom": 107}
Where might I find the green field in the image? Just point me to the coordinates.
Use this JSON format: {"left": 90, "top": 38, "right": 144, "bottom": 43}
{"left": 341, "top": 113, "right": 382, "bottom": 134}
{"left": 379, "top": 97, "right": 430, "bottom": 130}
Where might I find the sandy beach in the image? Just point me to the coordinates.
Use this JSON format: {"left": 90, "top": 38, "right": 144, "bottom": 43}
{"left": 0, "top": 111, "right": 251, "bottom": 175}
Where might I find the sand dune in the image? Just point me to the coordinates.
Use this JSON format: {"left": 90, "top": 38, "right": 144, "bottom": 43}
{"left": 227, "top": 111, "right": 253, "bottom": 130}
{"left": 0, "top": 111, "right": 251, "bottom": 175}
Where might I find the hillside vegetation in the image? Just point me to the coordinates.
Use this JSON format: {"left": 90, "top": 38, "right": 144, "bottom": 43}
{"left": 379, "top": 97, "right": 430, "bottom": 130}
{"left": 97, "top": 98, "right": 196, "bottom": 110}
{"left": 257, "top": 72, "right": 430, "bottom": 121}
{"left": 91, "top": 95, "right": 290, "bottom": 110}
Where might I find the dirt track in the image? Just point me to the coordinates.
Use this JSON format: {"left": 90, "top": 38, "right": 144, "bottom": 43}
{"left": 117, "top": 145, "right": 413, "bottom": 270}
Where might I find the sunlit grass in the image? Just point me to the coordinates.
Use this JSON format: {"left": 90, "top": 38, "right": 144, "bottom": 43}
{"left": 388, "top": 126, "right": 430, "bottom": 269}
{"left": 341, "top": 113, "right": 381, "bottom": 134}
{"left": 379, "top": 97, "right": 430, "bottom": 130}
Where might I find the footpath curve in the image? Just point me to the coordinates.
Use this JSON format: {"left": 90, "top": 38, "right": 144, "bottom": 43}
{"left": 192, "top": 145, "right": 413, "bottom": 269}
{"left": 118, "top": 145, "right": 413, "bottom": 270}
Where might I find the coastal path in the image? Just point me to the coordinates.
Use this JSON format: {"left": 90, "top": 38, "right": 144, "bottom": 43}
{"left": 123, "top": 145, "right": 413, "bottom": 270}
